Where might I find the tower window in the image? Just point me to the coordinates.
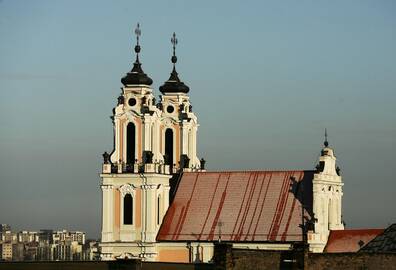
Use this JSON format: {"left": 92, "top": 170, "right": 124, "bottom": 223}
{"left": 126, "top": 123, "right": 136, "bottom": 164}
{"left": 128, "top": 98, "right": 137, "bottom": 107}
{"left": 317, "top": 161, "right": 325, "bottom": 172}
{"left": 157, "top": 195, "right": 161, "bottom": 225}
{"left": 123, "top": 194, "right": 133, "bottom": 225}
{"left": 166, "top": 105, "right": 174, "bottom": 113}
{"left": 165, "top": 129, "right": 174, "bottom": 166}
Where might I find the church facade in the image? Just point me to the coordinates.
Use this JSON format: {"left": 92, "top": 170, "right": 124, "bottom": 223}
{"left": 99, "top": 25, "right": 344, "bottom": 262}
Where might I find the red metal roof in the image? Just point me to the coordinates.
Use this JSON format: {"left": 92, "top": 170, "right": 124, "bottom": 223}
{"left": 324, "top": 229, "right": 384, "bottom": 253}
{"left": 157, "top": 171, "right": 313, "bottom": 242}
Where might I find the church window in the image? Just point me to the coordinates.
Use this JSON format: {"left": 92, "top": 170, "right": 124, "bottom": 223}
{"left": 318, "top": 161, "right": 325, "bottom": 172}
{"left": 123, "top": 194, "right": 133, "bottom": 225}
{"left": 126, "top": 123, "right": 136, "bottom": 164}
{"left": 128, "top": 98, "right": 137, "bottom": 107}
{"left": 165, "top": 129, "right": 174, "bottom": 166}
{"left": 167, "top": 105, "right": 174, "bottom": 113}
{"left": 157, "top": 195, "right": 161, "bottom": 225}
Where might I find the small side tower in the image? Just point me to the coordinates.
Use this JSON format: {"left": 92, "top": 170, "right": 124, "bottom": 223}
{"left": 158, "top": 32, "right": 200, "bottom": 170}
{"left": 100, "top": 26, "right": 203, "bottom": 261}
{"left": 308, "top": 130, "right": 344, "bottom": 252}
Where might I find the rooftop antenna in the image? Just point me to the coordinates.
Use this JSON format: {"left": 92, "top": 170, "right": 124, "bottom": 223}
{"left": 217, "top": 220, "right": 223, "bottom": 243}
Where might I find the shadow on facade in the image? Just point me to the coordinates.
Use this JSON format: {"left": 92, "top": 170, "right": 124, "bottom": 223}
{"left": 0, "top": 260, "right": 214, "bottom": 270}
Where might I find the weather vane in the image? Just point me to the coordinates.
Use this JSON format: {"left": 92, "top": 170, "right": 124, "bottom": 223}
{"left": 324, "top": 128, "right": 329, "bottom": 147}
{"left": 171, "top": 32, "right": 178, "bottom": 66}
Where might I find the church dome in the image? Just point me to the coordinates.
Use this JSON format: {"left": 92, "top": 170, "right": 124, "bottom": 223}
{"left": 121, "top": 24, "right": 153, "bottom": 87}
{"left": 159, "top": 32, "right": 189, "bottom": 94}
{"left": 121, "top": 57, "right": 153, "bottom": 86}
{"left": 159, "top": 67, "right": 189, "bottom": 94}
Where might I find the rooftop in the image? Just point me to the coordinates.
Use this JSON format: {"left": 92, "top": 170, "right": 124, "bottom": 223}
{"left": 157, "top": 170, "right": 314, "bottom": 242}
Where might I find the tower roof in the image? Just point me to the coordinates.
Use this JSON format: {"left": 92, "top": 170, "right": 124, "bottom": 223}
{"left": 121, "top": 23, "right": 153, "bottom": 87}
{"left": 159, "top": 33, "right": 189, "bottom": 94}
{"left": 320, "top": 128, "right": 336, "bottom": 158}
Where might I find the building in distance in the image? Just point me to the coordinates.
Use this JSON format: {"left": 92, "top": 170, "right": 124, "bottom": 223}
{"left": 0, "top": 225, "right": 98, "bottom": 262}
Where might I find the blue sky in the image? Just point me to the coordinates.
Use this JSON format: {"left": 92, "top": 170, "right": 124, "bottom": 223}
{"left": 0, "top": 0, "right": 395, "bottom": 238}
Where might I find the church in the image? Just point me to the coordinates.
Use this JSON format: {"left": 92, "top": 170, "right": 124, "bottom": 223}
{"left": 99, "top": 24, "right": 344, "bottom": 262}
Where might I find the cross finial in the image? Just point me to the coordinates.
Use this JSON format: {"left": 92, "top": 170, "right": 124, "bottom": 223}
{"left": 134, "top": 23, "right": 141, "bottom": 62}
{"left": 324, "top": 128, "right": 329, "bottom": 147}
{"left": 171, "top": 32, "right": 178, "bottom": 55}
{"left": 171, "top": 32, "right": 178, "bottom": 66}
{"left": 135, "top": 23, "right": 141, "bottom": 45}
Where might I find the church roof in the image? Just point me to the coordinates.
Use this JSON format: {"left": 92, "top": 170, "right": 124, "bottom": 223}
{"left": 157, "top": 170, "right": 314, "bottom": 242}
{"left": 324, "top": 229, "right": 384, "bottom": 253}
{"left": 359, "top": 224, "right": 396, "bottom": 253}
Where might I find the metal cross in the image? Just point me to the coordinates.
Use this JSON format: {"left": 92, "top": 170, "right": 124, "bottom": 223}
{"left": 171, "top": 32, "right": 178, "bottom": 55}
{"left": 135, "top": 23, "right": 141, "bottom": 45}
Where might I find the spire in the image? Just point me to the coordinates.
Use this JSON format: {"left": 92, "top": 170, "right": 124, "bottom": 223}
{"left": 159, "top": 32, "right": 189, "bottom": 94}
{"left": 121, "top": 23, "right": 153, "bottom": 86}
{"left": 171, "top": 32, "right": 177, "bottom": 67}
{"left": 324, "top": 128, "right": 329, "bottom": 147}
{"left": 134, "top": 23, "right": 141, "bottom": 63}
{"left": 168, "top": 32, "right": 179, "bottom": 81}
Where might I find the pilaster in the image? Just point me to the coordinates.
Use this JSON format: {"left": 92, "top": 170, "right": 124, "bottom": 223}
{"left": 101, "top": 185, "right": 114, "bottom": 242}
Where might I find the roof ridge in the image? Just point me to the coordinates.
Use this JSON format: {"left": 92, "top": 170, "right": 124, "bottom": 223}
{"left": 333, "top": 228, "right": 384, "bottom": 231}
{"left": 185, "top": 169, "right": 314, "bottom": 173}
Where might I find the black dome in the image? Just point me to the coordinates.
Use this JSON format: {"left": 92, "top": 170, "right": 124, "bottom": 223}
{"left": 159, "top": 67, "right": 189, "bottom": 94}
{"left": 121, "top": 60, "right": 153, "bottom": 86}
{"left": 121, "top": 41, "right": 153, "bottom": 86}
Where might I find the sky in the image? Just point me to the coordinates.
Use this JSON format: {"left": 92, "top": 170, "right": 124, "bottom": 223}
{"left": 0, "top": 0, "right": 395, "bottom": 239}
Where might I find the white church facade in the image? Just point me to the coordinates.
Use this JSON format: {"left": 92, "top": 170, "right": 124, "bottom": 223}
{"left": 99, "top": 25, "right": 344, "bottom": 262}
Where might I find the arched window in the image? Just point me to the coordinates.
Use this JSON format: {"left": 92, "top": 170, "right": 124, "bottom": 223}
{"left": 126, "top": 123, "right": 136, "bottom": 164}
{"left": 165, "top": 129, "right": 173, "bottom": 166}
{"left": 157, "top": 195, "right": 161, "bottom": 225}
{"left": 123, "top": 194, "right": 133, "bottom": 225}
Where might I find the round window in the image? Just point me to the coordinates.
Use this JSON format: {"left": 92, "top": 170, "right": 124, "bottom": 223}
{"left": 128, "top": 98, "right": 137, "bottom": 107}
{"left": 167, "top": 105, "right": 174, "bottom": 113}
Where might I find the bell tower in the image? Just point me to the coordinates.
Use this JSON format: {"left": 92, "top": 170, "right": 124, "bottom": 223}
{"left": 308, "top": 130, "right": 344, "bottom": 252}
{"left": 100, "top": 25, "right": 203, "bottom": 261}
{"left": 158, "top": 32, "right": 200, "bottom": 171}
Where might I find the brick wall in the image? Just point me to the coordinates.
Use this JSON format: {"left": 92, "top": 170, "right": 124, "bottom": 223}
{"left": 1, "top": 249, "right": 396, "bottom": 270}
{"left": 0, "top": 261, "right": 215, "bottom": 270}
{"left": 231, "top": 249, "right": 283, "bottom": 270}
{"left": 307, "top": 253, "right": 396, "bottom": 270}
{"left": 213, "top": 243, "right": 303, "bottom": 270}
{"left": 213, "top": 243, "right": 396, "bottom": 270}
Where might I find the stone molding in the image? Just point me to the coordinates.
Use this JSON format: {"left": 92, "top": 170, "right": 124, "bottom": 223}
{"left": 119, "top": 184, "right": 136, "bottom": 196}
